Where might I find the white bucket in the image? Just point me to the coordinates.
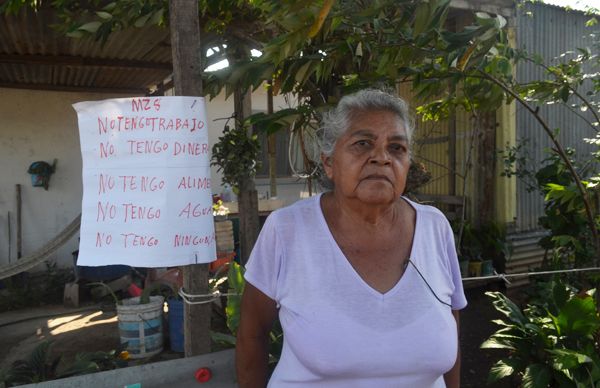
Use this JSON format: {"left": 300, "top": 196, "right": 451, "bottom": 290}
{"left": 116, "top": 295, "right": 164, "bottom": 359}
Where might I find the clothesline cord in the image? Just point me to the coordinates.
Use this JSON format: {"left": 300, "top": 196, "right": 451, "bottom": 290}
{"left": 462, "top": 266, "right": 600, "bottom": 283}
{"left": 178, "top": 288, "right": 239, "bottom": 305}
{"left": 177, "top": 266, "right": 600, "bottom": 304}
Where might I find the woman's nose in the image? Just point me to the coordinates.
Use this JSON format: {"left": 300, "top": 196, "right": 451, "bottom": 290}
{"left": 369, "top": 145, "right": 391, "bottom": 164}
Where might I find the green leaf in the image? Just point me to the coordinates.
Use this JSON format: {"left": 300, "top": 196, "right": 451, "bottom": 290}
{"left": 551, "top": 281, "right": 570, "bottom": 311}
{"left": 481, "top": 337, "right": 516, "bottom": 350}
{"left": 413, "top": 2, "right": 431, "bottom": 36}
{"left": 496, "top": 57, "right": 511, "bottom": 76}
{"left": 225, "top": 262, "right": 246, "bottom": 335}
{"left": 95, "top": 11, "right": 112, "bottom": 20}
{"left": 555, "top": 294, "right": 600, "bottom": 336}
{"left": 548, "top": 349, "right": 592, "bottom": 370}
{"left": 27, "top": 341, "right": 52, "bottom": 376}
{"left": 134, "top": 13, "right": 152, "bottom": 28}
{"left": 149, "top": 9, "right": 164, "bottom": 25}
{"left": 210, "top": 331, "right": 237, "bottom": 346}
{"left": 488, "top": 359, "right": 517, "bottom": 383}
{"left": 559, "top": 86, "right": 570, "bottom": 102}
{"left": 102, "top": 2, "right": 117, "bottom": 11}
{"left": 522, "top": 364, "right": 552, "bottom": 388}
{"left": 78, "top": 21, "right": 102, "bottom": 34}
{"left": 486, "top": 291, "right": 528, "bottom": 325}
{"left": 66, "top": 30, "right": 84, "bottom": 39}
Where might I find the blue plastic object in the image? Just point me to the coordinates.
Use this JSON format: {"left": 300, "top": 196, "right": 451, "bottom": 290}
{"left": 72, "top": 249, "right": 131, "bottom": 281}
{"left": 168, "top": 298, "right": 184, "bottom": 352}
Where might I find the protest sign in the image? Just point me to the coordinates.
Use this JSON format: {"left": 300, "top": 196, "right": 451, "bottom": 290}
{"left": 74, "top": 96, "right": 216, "bottom": 267}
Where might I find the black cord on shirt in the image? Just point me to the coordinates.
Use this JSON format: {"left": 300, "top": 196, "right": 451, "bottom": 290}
{"left": 407, "top": 259, "right": 452, "bottom": 308}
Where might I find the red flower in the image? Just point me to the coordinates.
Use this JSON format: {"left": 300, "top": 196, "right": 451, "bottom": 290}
{"left": 195, "top": 367, "right": 212, "bottom": 383}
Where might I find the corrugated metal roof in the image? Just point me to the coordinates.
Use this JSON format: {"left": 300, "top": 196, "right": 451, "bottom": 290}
{"left": 0, "top": 6, "right": 172, "bottom": 93}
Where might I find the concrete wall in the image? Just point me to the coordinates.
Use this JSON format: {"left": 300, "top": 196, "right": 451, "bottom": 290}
{"left": 0, "top": 87, "right": 307, "bottom": 270}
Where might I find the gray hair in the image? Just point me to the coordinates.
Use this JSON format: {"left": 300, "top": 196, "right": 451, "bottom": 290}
{"left": 318, "top": 88, "right": 414, "bottom": 190}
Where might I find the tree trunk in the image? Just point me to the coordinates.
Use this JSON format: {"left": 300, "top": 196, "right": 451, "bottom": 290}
{"left": 168, "top": 0, "right": 211, "bottom": 357}
{"left": 475, "top": 112, "right": 496, "bottom": 226}
{"left": 234, "top": 86, "right": 260, "bottom": 265}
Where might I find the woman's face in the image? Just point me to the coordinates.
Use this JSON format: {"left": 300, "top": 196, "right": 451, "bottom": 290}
{"left": 322, "top": 109, "right": 411, "bottom": 206}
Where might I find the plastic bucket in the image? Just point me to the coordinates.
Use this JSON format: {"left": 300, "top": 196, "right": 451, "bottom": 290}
{"left": 459, "top": 260, "right": 470, "bottom": 278}
{"left": 168, "top": 298, "right": 184, "bottom": 352}
{"left": 117, "top": 296, "right": 164, "bottom": 359}
{"left": 468, "top": 261, "right": 482, "bottom": 277}
{"left": 481, "top": 260, "right": 494, "bottom": 276}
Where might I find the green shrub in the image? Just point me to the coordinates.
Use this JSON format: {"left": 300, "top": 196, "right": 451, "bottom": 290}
{"left": 483, "top": 281, "right": 600, "bottom": 387}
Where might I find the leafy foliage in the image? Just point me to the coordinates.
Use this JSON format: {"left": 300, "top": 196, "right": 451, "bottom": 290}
{"left": 211, "top": 124, "right": 261, "bottom": 194}
{"left": 0, "top": 341, "right": 128, "bottom": 386}
{"left": 224, "top": 261, "right": 245, "bottom": 335}
{"left": 535, "top": 150, "right": 600, "bottom": 268}
{"left": 500, "top": 140, "right": 538, "bottom": 192}
{"left": 212, "top": 262, "right": 283, "bottom": 366}
{"left": 483, "top": 282, "right": 600, "bottom": 387}
{"left": 204, "top": 0, "right": 509, "bottom": 108}
{"left": 456, "top": 221, "right": 509, "bottom": 271}
{"left": 502, "top": 142, "right": 600, "bottom": 270}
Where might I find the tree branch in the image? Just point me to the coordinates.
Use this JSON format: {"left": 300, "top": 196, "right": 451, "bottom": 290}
{"left": 479, "top": 70, "right": 600, "bottom": 262}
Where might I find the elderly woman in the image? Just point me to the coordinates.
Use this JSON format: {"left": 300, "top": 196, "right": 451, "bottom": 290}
{"left": 236, "top": 89, "right": 466, "bottom": 387}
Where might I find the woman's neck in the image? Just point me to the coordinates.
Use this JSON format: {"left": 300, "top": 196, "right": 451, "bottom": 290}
{"left": 324, "top": 191, "right": 402, "bottom": 227}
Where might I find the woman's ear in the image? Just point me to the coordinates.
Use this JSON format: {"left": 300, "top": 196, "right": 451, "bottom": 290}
{"left": 321, "top": 154, "right": 333, "bottom": 179}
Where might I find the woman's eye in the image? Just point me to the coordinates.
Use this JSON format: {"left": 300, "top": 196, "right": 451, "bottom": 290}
{"left": 390, "top": 143, "right": 407, "bottom": 153}
{"left": 354, "top": 140, "right": 370, "bottom": 147}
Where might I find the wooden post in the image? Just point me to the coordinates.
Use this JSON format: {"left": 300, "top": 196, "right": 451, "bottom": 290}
{"left": 476, "top": 112, "right": 497, "bottom": 225}
{"left": 448, "top": 108, "right": 457, "bottom": 197}
{"left": 168, "top": 0, "right": 211, "bottom": 356}
{"left": 16, "top": 184, "right": 22, "bottom": 259}
{"left": 267, "top": 84, "right": 277, "bottom": 198}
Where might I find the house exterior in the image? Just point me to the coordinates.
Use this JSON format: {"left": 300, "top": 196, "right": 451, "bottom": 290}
{"left": 409, "top": 2, "right": 599, "bottom": 286}
{"left": 0, "top": 7, "right": 302, "bottom": 271}
{"left": 0, "top": 1, "right": 594, "bottom": 276}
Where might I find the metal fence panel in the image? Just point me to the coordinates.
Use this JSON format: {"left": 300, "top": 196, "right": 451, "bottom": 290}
{"left": 515, "top": 3, "right": 598, "bottom": 232}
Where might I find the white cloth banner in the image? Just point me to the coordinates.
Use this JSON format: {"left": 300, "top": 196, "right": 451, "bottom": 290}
{"left": 74, "top": 96, "right": 216, "bottom": 267}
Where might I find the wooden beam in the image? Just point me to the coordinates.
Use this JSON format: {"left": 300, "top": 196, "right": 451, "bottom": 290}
{"left": 0, "top": 82, "right": 146, "bottom": 95}
{"left": 449, "top": 113, "right": 457, "bottom": 196}
{"left": 0, "top": 53, "right": 172, "bottom": 70}
{"left": 476, "top": 112, "right": 497, "bottom": 225}
{"left": 16, "top": 184, "right": 21, "bottom": 260}
{"left": 169, "top": 0, "right": 211, "bottom": 357}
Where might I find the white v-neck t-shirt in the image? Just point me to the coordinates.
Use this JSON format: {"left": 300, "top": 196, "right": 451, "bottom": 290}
{"left": 244, "top": 194, "right": 467, "bottom": 387}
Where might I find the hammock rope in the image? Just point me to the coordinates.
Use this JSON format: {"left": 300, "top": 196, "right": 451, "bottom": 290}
{"left": 0, "top": 214, "right": 81, "bottom": 280}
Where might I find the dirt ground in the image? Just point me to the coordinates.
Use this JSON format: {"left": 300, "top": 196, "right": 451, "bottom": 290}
{"left": 0, "top": 303, "right": 186, "bottom": 375}
{"left": 461, "top": 283, "right": 510, "bottom": 388}
{"left": 0, "top": 305, "right": 122, "bottom": 371}
{"left": 0, "top": 285, "right": 514, "bottom": 386}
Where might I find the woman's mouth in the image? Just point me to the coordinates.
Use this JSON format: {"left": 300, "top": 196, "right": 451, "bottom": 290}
{"left": 363, "top": 174, "right": 390, "bottom": 182}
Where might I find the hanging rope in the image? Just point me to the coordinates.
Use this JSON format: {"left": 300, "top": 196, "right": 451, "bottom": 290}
{"left": 0, "top": 214, "right": 81, "bottom": 280}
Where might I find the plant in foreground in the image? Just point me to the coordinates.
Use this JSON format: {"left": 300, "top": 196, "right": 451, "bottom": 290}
{"left": 0, "top": 341, "right": 128, "bottom": 387}
{"left": 482, "top": 281, "right": 600, "bottom": 387}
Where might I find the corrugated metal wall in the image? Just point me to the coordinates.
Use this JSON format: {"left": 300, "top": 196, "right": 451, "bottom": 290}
{"left": 515, "top": 3, "right": 598, "bottom": 232}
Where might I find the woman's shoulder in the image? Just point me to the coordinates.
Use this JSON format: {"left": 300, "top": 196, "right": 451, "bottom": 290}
{"left": 403, "top": 197, "right": 451, "bottom": 227}
{"left": 267, "top": 193, "right": 322, "bottom": 224}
